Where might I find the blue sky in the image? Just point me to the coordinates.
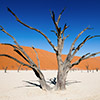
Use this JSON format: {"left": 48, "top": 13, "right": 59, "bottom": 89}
{"left": 0, "top": 0, "right": 100, "bottom": 56}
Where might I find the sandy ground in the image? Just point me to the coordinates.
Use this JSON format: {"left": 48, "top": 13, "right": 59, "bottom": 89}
{"left": 0, "top": 70, "right": 100, "bottom": 100}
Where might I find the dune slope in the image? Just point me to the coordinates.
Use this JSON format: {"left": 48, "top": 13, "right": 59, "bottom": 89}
{"left": 0, "top": 44, "right": 100, "bottom": 70}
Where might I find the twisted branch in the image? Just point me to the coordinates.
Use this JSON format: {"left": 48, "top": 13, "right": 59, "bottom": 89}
{"left": 83, "top": 52, "right": 100, "bottom": 60}
{"left": 1, "top": 43, "right": 30, "bottom": 63}
{"left": 0, "top": 25, "right": 36, "bottom": 66}
{"left": 72, "top": 35, "right": 100, "bottom": 58}
{"left": 7, "top": 8, "right": 57, "bottom": 52}
{"left": 0, "top": 54, "right": 32, "bottom": 68}
{"left": 68, "top": 26, "right": 89, "bottom": 55}
{"left": 71, "top": 52, "right": 100, "bottom": 68}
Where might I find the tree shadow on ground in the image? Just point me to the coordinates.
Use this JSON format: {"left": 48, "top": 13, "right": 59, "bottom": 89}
{"left": 23, "top": 80, "right": 42, "bottom": 89}
{"left": 22, "top": 78, "right": 81, "bottom": 89}
{"left": 14, "top": 80, "right": 41, "bottom": 89}
{"left": 66, "top": 80, "right": 81, "bottom": 86}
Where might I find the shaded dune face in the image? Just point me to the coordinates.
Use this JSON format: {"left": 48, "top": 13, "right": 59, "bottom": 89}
{"left": 0, "top": 44, "right": 100, "bottom": 70}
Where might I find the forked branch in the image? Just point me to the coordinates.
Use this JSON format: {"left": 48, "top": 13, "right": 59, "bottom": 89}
{"left": 60, "top": 34, "right": 69, "bottom": 53}
{"left": 0, "top": 25, "right": 51, "bottom": 90}
{"left": 61, "top": 24, "right": 69, "bottom": 35}
{"left": 7, "top": 8, "right": 57, "bottom": 52}
{"left": 1, "top": 43, "right": 30, "bottom": 63}
{"left": 71, "top": 53, "right": 90, "bottom": 67}
{"left": 0, "top": 54, "right": 32, "bottom": 68}
{"left": 68, "top": 26, "right": 89, "bottom": 55}
{"left": 0, "top": 53, "right": 47, "bottom": 83}
{"left": 49, "top": 10, "right": 60, "bottom": 34}
{"left": 71, "top": 52, "right": 100, "bottom": 68}
{"left": 64, "top": 26, "right": 99, "bottom": 64}
{"left": 83, "top": 52, "right": 100, "bottom": 60}
{"left": 72, "top": 35, "right": 100, "bottom": 58}
{"left": 0, "top": 25, "right": 36, "bottom": 66}
{"left": 50, "top": 8, "right": 67, "bottom": 37}
{"left": 63, "top": 34, "right": 69, "bottom": 40}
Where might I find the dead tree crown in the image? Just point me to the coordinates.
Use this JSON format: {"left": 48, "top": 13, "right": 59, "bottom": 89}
{"left": 0, "top": 8, "right": 100, "bottom": 90}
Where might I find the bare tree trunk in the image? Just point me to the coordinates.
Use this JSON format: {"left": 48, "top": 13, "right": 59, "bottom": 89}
{"left": 56, "top": 69, "right": 67, "bottom": 90}
{"left": 56, "top": 62, "right": 71, "bottom": 90}
{"left": 54, "top": 51, "right": 67, "bottom": 90}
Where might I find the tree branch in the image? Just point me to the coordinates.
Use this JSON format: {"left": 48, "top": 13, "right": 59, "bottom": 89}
{"left": 32, "top": 46, "right": 40, "bottom": 69}
{"left": 0, "top": 54, "right": 32, "bottom": 68}
{"left": 0, "top": 27, "right": 45, "bottom": 81}
{"left": 0, "top": 25, "right": 37, "bottom": 65}
{"left": 1, "top": 43, "right": 19, "bottom": 50}
{"left": 64, "top": 26, "right": 90, "bottom": 64}
{"left": 72, "top": 35, "right": 90, "bottom": 57}
{"left": 71, "top": 52, "right": 100, "bottom": 68}
{"left": 68, "top": 26, "right": 89, "bottom": 56}
{"left": 87, "top": 35, "right": 100, "bottom": 40}
{"left": 49, "top": 9, "right": 60, "bottom": 34}
{"left": 56, "top": 8, "right": 66, "bottom": 26}
{"left": 61, "top": 24, "right": 69, "bottom": 35}
{"left": 0, "top": 54, "right": 46, "bottom": 81}
{"left": 7, "top": 8, "right": 57, "bottom": 52}
{"left": 51, "top": 30, "right": 58, "bottom": 36}
{"left": 71, "top": 53, "right": 90, "bottom": 67}
{"left": 0, "top": 43, "right": 46, "bottom": 81}
{"left": 60, "top": 34, "right": 69, "bottom": 53}
{"left": 72, "top": 35, "right": 100, "bottom": 58}
{"left": 1, "top": 43, "right": 30, "bottom": 63}
{"left": 83, "top": 52, "right": 100, "bottom": 60}
{"left": 0, "top": 24, "right": 50, "bottom": 89}
{"left": 63, "top": 34, "right": 69, "bottom": 40}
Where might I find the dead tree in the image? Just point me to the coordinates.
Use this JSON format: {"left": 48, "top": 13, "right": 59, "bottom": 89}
{"left": 2, "top": 66, "right": 8, "bottom": 73}
{"left": 96, "top": 68, "right": 99, "bottom": 72}
{"left": 86, "top": 64, "right": 89, "bottom": 73}
{"left": 0, "top": 8, "right": 100, "bottom": 90}
{"left": 16, "top": 64, "right": 21, "bottom": 72}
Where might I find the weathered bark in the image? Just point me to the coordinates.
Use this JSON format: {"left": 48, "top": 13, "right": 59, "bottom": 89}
{"left": 32, "top": 67, "right": 51, "bottom": 90}
{"left": 55, "top": 36, "right": 68, "bottom": 90}
{"left": 56, "top": 52, "right": 66, "bottom": 90}
{"left": 56, "top": 66, "right": 67, "bottom": 90}
{"left": 55, "top": 60, "right": 71, "bottom": 90}
{"left": 56, "top": 72, "right": 67, "bottom": 90}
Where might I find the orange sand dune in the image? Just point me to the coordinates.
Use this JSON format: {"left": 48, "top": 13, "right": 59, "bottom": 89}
{"left": 0, "top": 44, "right": 100, "bottom": 70}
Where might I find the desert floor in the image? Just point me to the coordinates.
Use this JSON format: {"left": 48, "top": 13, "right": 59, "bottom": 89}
{"left": 0, "top": 70, "right": 100, "bottom": 100}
